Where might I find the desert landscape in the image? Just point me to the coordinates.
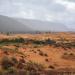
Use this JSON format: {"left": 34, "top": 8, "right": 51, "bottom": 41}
{"left": 0, "top": 32, "right": 74, "bottom": 75}
{"left": 0, "top": 0, "right": 75, "bottom": 75}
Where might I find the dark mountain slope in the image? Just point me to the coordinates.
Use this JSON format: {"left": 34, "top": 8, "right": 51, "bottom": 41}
{"left": 15, "top": 18, "right": 69, "bottom": 32}
{"left": 0, "top": 15, "right": 32, "bottom": 33}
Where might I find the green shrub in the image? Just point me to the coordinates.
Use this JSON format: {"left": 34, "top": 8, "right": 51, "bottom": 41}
{"left": 0, "top": 38, "right": 25, "bottom": 44}
{"left": 33, "top": 40, "right": 45, "bottom": 45}
{"left": 45, "top": 39, "right": 56, "bottom": 45}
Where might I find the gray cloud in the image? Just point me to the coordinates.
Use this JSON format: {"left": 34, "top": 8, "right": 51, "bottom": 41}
{"left": 64, "top": 0, "right": 75, "bottom": 2}
{"left": 0, "top": 0, "right": 75, "bottom": 29}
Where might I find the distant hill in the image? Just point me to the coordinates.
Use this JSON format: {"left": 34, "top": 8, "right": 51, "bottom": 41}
{"left": 0, "top": 15, "right": 74, "bottom": 33}
{"left": 15, "top": 18, "right": 69, "bottom": 32}
{"left": 0, "top": 15, "right": 32, "bottom": 33}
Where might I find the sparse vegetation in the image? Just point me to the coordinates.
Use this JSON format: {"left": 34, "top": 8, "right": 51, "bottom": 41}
{"left": 0, "top": 38, "right": 25, "bottom": 44}
{"left": 45, "top": 38, "right": 56, "bottom": 45}
{"left": 48, "top": 65, "right": 55, "bottom": 69}
{"left": 45, "top": 58, "right": 49, "bottom": 62}
{"left": 24, "top": 61, "right": 44, "bottom": 72}
{"left": 44, "top": 53, "right": 48, "bottom": 57}
{"left": 39, "top": 51, "right": 44, "bottom": 56}
{"left": 0, "top": 56, "right": 45, "bottom": 75}
{"left": 0, "top": 33, "right": 74, "bottom": 75}
{"left": 62, "top": 52, "right": 75, "bottom": 60}
{"left": 1, "top": 56, "right": 15, "bottom": 70}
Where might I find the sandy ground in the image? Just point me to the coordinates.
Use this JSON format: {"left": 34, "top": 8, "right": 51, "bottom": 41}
{"left": 0, "top": 32, "right": 75, "bottom": 70}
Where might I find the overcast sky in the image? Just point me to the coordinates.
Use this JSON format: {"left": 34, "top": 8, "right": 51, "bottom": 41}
{"left": 0, "top": 0, "right": 75, "bottom": 29}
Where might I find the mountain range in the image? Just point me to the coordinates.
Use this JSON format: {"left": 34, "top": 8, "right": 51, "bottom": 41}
{"left": 0, "top": 15, "right": 74, "bottom": 33}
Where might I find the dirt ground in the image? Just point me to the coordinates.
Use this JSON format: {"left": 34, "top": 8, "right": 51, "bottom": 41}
{"left": 0, "top": 32, "right": 75, "bottom": 71}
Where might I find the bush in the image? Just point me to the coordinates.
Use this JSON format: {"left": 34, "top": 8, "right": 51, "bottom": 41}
{"left": 45, "top": 59, "right": 49, "bottom": 62}
{"left": 48, "top": 65, "right": 55, "bottom": 69}
{"left": 19, "top": 58, "right": 25, "bottom": 64}
{"left": 25, "top": 61, "right": 44, "bottom": 72}
{"left": 39, "top": 51, "right": 44, "bottom": 56}
{"left": 63, "top": 52, "right": 67, "bottom": 55}
{"left": 3, "top": 50, "right": 9, "bottom": 55}
{"left": 17, "top": 62, "right": 25, "bottom": 69}
{"left": 11, "top": 57, "right": 18, "bottom": 64}
{"left": 69, "top": 53, "right": 74, "bottom": 56}
{"left": 45, "top": 39, "right": 56, "bottom": 45}
{"left": 1, "top": 56, "right": 14, "bottom": 70}
{"left": 33, "top": 40, "right": 45, "bottom": 45}
{"left": 44, "top": 53, "right": 48, "bottom": 57}
{"left": 0, "top": 38, "right": 25, "bottom": 44}
{"left": 7, "top": 67, "right": 17, "bottom": 74}
{"left": 14, "top": 38, "right": 25, "bottom": 43}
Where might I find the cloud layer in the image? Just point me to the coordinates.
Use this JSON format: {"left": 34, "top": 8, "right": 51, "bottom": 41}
{"left": 0, "top": 0, "right": 75, "bottom": 29}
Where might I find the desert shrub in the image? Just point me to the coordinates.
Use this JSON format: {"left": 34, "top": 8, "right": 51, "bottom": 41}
{"left": 11, "top": 57, "right": 18, "bottom": 64}
{"left": 14, "top": 38, "right": 25, "bottom": 43}
{"left": 14, "top": 44, "right": 20, "bottom": 48}
{"left": 1, "top": 56, "right": 14, "bottom": 70}
{"left": 62, "top": 52, "right": 75, "bottom": 60}
{"left": 69, "top": 53, "right": 74, "bottom": 56}
{"left": 28, "top": 70, "right": 40, "bottom": 75}
{"left": 54, "top": 42, "right": 75, "bottom": 48}
{"left": 39, "top": 51, "right": 44, "bottom": 56}
{"left": 17, "top": 62, "right": 25, "bottom": 69}
{"left": 33, "top": 51, "right": 36, "bottom": 53}
{"left": 0, "top": 38, "right": 9, "bottom": 43}
{"left": 45, "top": 59, "right": 49, "bottom": 62}
{"left": 33, "top": 40, "right": 45, "bottom": 45}
{"left": 25, "top": 61, "right": 44, "bottom": 72}
{"left": 45, "top": 39, "right": 56, "bottom": 45}
{"left": 48, "top": 65, "right": 55, "bottom": 69}
{"left": 3, "top": 50, "right": 9, "bottom": 55}
{"left": 2, "top": 47, "right": 9, "bottom": 51}
{"left": 44, "top": 53, "right": 48, "bottom": 57}
{"left": 6, "top": 32, "right": 10, "bottom": 36}
{"left": 18, "top": 70, "right": 41, "bottom": 75}
{"left": 7, "top": 67, "right": 17, "bottom": 74}
{"left": 63, "top": 52, "right": 67, "bottom": 55}
{"left": 34, "top": 46, "right": 38, "bottom": 48}
{"left": 37, "top": 49, "right": 41, "bottom": 52}
{"left": 0, "top": 38, "right": 25, "bottom": 44}
{"left": 19, "top": 58, "right": 25, "bottom": 64}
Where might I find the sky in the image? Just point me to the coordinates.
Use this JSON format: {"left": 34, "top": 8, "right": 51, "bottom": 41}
{"left": 0, "top": 0, "right": 75, "bottom": 29}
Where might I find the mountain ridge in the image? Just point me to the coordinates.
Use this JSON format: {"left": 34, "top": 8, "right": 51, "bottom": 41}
{"left": 0, "top": 15, "right": 32, "bottom": 33}
{"left": 0, "top": 15, "right": 74, "bottom": 32}
{"left": 14, "top": 18, "right": 69, "bottom": 32}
